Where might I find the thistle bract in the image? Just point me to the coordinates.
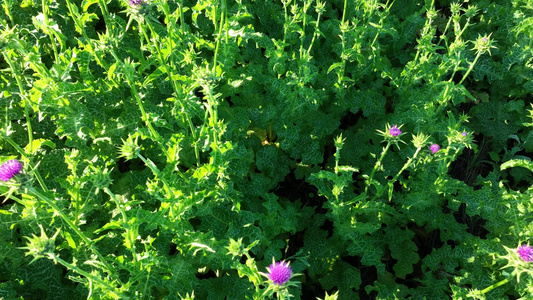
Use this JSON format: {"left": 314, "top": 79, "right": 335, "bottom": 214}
{"left": 267, "top": 260, "right": 293, "bottom": 285}
{"left": 0, "top": 159, "right": 22, "bottom": 181}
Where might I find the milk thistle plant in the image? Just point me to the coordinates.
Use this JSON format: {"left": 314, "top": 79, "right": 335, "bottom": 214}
{"left": 468, "top": 243, "right": 533, "bottom": 298}
{"left": 260, "top": 258, "right": 300, "bottom": 300}
{"left": 2, "top": 0, "right": 533, "bottom": 298}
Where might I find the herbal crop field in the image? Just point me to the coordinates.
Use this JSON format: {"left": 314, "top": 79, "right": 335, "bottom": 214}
{"left": 1, "top": 0, "right": 533, "bottom": 299}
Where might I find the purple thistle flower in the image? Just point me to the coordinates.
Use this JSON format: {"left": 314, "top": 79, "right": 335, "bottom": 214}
{"left": 128, "top": 0, "right": 143, "bottom": 5}
{"left": 0, "top": 159, "right": 22, "bottom": 181}
{"left": 430, "top": 144, "right": 440, "bottom": 154}
{"left": 267, "top": 260, "right": 293, "bottom": 285}
{"left": 482, "top": 37, "right": 488, "bottom": 43}
{"left": 462, "top": 132, "right": 467, "bottom": 137}
{"left": 517, "top": 245, "right": 533, "bottom": 262}
{"left": 389, "top": 125, "right": 401, "bottom": 137}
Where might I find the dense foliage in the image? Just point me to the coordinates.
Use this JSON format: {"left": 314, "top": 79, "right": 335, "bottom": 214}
{"left": 1, "top": 0, "right": 533, "bottom": 299}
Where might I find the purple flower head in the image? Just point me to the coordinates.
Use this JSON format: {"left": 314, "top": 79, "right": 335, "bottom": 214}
{"left": 430, "top": 144, "right": 440, "bottom": 154}
{"left": 482, "top": 37, "right": 487, "bottom": 43}
{"left": 517, "top": 245, "right": 533, "bottom": 262}
{"left": 462, "top": 132, "right": 467, "bottom": 137}
{"left": 389, "top": 125, "right": 401, "bottom": 137}
{"left": 128, "top": 0, "right": 143, "bottom": 6}
{"left": 267, "top": 260, "right": 293, "bottom": 285}
{"left": 0, "top": 159, "right": 22, "bottom": 181}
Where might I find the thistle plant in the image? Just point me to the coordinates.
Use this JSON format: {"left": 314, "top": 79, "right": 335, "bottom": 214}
{"left": 1, "top": 0, "right": 533, "bottom": 298}
{"left": 366, "top": 123, "right": 407, "bottom": 197}
{"left": 468, "top": 243, "right": 533, "bottom": 298}
{"left": 260, "top": 258, "right": 300, "bottom": 300}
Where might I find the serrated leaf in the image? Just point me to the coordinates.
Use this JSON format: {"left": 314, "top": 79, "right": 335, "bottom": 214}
{"left": 500, "top": 158, "right": 533, "bottom": 172}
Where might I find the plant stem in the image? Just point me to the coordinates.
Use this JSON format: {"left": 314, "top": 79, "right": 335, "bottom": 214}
{"left": 137, "top": 153, "right": 171, "bottom": 196}
{"left": 458, "top": 50, "right": 482, "bottom": 86}
{"left": 364, "top": 142, "right": 391, "bottom": 197}
{"left": 48, "top": 253, "right": 127, "bottom": 299}
{"left": 388, "top": 147, "right": 421, "bottom": 201}
{"left": 41, "top": 0, "right": 59, "bottom": 63}
{"left": 0, "top": 132, "right": 48, "bottom": 192}
{"left": 337, "top": 0, "right": 348, "bottom": 87}
{"left": 212, "top": 0, "right": 226, "bottom": 74}
{"left": 2, "top": 53, "right": 34, "bottom": 156}
{"left": 64, "top": 0, "right": 106, "bottom": 68}
{"left": 140, "top": 18, "right": 200, "bottom": 165}
{"left": 2, "top": 0, "right": 14, "bottom": 26}
{"left": 306, "top": 3, "right": 323, "bottom": 55}
{"left": 27, "top": 187, "right": 119, "bottom": 283}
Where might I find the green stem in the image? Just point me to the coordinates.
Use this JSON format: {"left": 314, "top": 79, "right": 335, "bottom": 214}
{"left": 2, "top": 0, "right": 15, "bottom": 26}
{"left": 64, "top": 0, "right": 106, "bottom": 68}
{"left": 97, "top": 0, "right": 111, "bottom": 37}
{"left": 458, "top": 50, "right": 482, "bottom": 86}
{"left": 41, "top": 0, "right": 59, "bottom": 63}
{"left": 125, "top": 74, "right": 163, "bottom": 150}
{"left": 480, "top": 277, "right": 509, "bottom": 294}
{"left": 137, "top": 153, "right": 171, "bottom": 196}
{"left": 388, "top": 147, "right": 421, "bottom": 201}
{"left": 140, "top": 19, "right": 200, "bottom": 165}
{"left": 2, "top": 54, "right": 33, "bottom": 155}
{"left": 299, "top": 0, "right": 309, "bottom": 61}
{"left": 369, "top": 0, "right": 393, "bottom": 51}
{"left": 364, "top": 142, "right": 391, "bottom": 197}
{"left": 306, "top": 8, "right": 322, "bottom": 55}
{"left": 103, "top": 188, "right": 127, "bottom": 223}
{"left": 48, "top": 253, "right": 127, "bottom": 299}
{"left": 0, "top": 132, "right": 48, "bottom": 192}
{"left": 338, "top": 0, "right": 348, "bottom": 84}
{"left": 2, "top": 54, "right": 49, "bottom": 192}
{"left": 212, "top": 0, "right": 226, "bottom": 74}
{"left": 27, "top": 187, "right": 119, "bottom": 282}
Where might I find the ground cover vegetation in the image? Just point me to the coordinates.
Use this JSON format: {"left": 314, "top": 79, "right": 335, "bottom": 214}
{"left": 1, "top": 0, "right": 533, "bottom": 298}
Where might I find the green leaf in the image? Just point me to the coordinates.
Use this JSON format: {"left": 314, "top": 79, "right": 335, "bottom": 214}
{"left": 24, "top": 138, "right": 55, "bottom": 155}
{"left": 500, "top": 158, "right": 533, "bottom": 172}
{"left": 385, "top": 226, "right": 419, "bottom": 279}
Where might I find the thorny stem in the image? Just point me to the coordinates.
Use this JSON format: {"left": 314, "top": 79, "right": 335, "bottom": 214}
{"left": 3, "top": 54, "right": 34, "bottom": 156}
{"left": 41, "top": 0, "right": 59, "bottom": 63}
{"left": 364, "top": 142, "right": 391, "bottom": 197}
{"left": 48, "top": 253, "right": 127, "bottom": 299}
{"left": 2, "top": 55, "right": 49, "bottom": 192}
{"left": 137, "top": 153, "right": 171, "bottom": 196}
{"left": 306, "top": 2, "right": 323, "bottom": 55}
{"left": 470, "top": 277, "right": 510, "bottom": 298}
{"left": 458, "top": 50, "right": 483, "bottom": 86}
{"left": 103, "top": 187, "right": 127, "bottom": 224}
{"left": 2, "top": 0, "right": 15, "bottom": 25}
{"left": 336, "top": 0, "right": 348, "bottom": 87}
{"left": 212, "top": 0, "right": 226, "bottom": 74}
{"left": 387, "top": 147, "right": 421, "bottom": 201}
{"left": 124, "top": 72, "right": 163, "bottom": 151}
{"left": 64, "top": 0, "right": 106, "bottom": 68}
{"left": 139, "top": 18, "right": 200, "bottom": 165}
{"left": 27, "top": 187, "right": 120, "bottom": 283}
{"left": 0, "top": 132, "right": 48, "bottom": 192}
